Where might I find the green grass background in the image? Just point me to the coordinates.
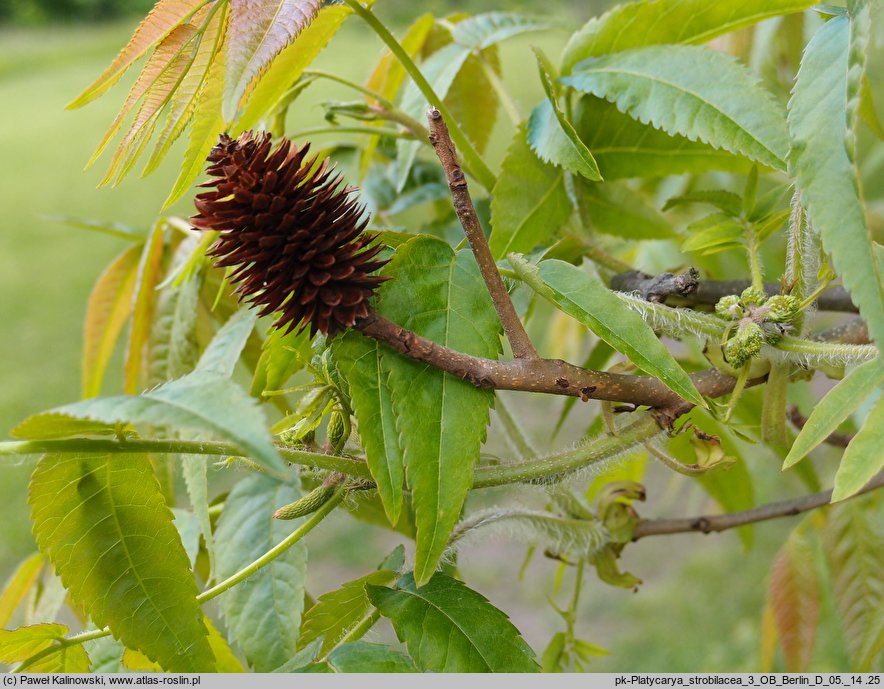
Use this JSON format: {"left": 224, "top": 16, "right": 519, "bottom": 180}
{"left": 0, "top": 8, "right": 867, "bottom": 672}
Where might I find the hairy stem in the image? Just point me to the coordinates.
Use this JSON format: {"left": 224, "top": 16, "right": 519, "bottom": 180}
{"left": 633, "top": 471, "right": 884, "bottom": 539}
{"left": 426, "top": 108, "right": 538, "bottom": 359}
{"left": 341, "top": 0, "right": 496, "bottom": 191}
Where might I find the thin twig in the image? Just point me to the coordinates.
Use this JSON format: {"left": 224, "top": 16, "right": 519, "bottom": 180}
{"left": 610, "top": 272, "right": 858, "bottom": 313}
{"left": 610, "top": 269, "right": 699, "bottom": 303}
{"left": 426, "top": 108, "right": 539, "bottom": 359}
{"left": 788, "top": 406, "right": 854, "bottom": 448}
{"left": 632, "top": 471, "right": 884, "bottom": 539}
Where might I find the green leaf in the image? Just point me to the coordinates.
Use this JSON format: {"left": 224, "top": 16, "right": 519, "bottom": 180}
{"left": 29, "top": 453, "right": 214, "bottom": 671}
{"left": 681, "top": 213, "right": 745, "bottom": 255}
{"left": 395, "top": 42, "right": 471, "bottom": 191}
{"left": 510, "top": 256, "right": 706, "bottom": 408}
{"left": 789, "top": 7, "right": 884, "bottom": 349}
{"left": 164, "top": 24, "right": 227, "bottom": 208}
{"left": 574, "top": 179, "right": 673, "bottom": 240}
{"left": 528, "top": 49, "right": 601, "bottom": 181}
{"left": 146, "top": 239, "right": 201, "bottom": 387}
{"left": 298, "top": 569, "right": 398, "bottom": 655}
{"left": 332, "top": 332, "right": 405, "bottom": 524}
{"left": 784, "top": 359, "right": 883, "bottom": 468}
{"left": 223, "top": 0, "right": 321, "bottom": 122}
{"left": 445, "top": 48, "right": 499, "bottom": 155}
{"left": 214, "top": 474, "right": 307, "bottom": 672}
{"left": 251, "top": 325, "right": 312, "bottom": 397}
{"left": 663, "top": 190, "right": 744, "bottom": 217}
{"left": 82, "top": 244, "right": 141, "bottom": 398}
{"left": 236, "top": 4, "right": 351, "bottom": 131}
{"left": 833, "top": 393, "right": 884, "bottom": 502}
{"left": 561, "top": 0, "right": 817, "bottom": 73}
{"left": 23, "top": 371, "right": 284, "bottom": 472}
{"left": 489, "top": 124, "right": 571, "bottom": 259}
{"left": 858, "top": 74, "right": 884, "bottom": 140}
{"left": 367, "top": 572, "right": 539, "bottom": 672}
{"left": 0, "top": 624, "right": 68, "bottom": 664}
{"left": 196, "top": 308, "right": 256, "bottom": 377}
{"left": 125, "top": 221, "right": 166, "bottom": 393}
{"left": 564, "top": 45, "right": 790, "bottom": 170}
{"left": 68, "top": 0, "right": 207, "bottom": 108}
{"left": 768, "top": 528, "right": 821, "bottom": 671}
{"left": 573, "top": 96, "right": 751, "bottom": 179}
{"left": 327, "top": 641, "right": 417, "bottom": 673}
{"left": 11, "top": 413, "right": 120, "bottom": 440}
{"left": 0, "top": 554, "right": 44, "bottom": 628}
{"left": 26, "top": 644, "right": 91, "bottom": 673}
{"left": 451, "top": 12, "right": 555, "bottom": 50}
{"left": 823, "top": 500, "right": 884, "bottom": 671}
{"left": 377, "top": 238, "right": 501, "bottom": 585}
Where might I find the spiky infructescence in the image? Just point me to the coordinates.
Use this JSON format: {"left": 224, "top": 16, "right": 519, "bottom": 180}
{"left": 191, "top": 131, "right": 388, "bottom": 337}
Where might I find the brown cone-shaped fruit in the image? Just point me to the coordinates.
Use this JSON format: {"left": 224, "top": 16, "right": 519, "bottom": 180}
{"left": 191, "top": 131, "right": 388, "bottom": 337}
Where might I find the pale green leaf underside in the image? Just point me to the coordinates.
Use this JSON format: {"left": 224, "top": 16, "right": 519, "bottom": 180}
{"left": 377, "top": 237, "right": 501, "bottom": 585}
{"left": 489, "top": 124, "right": 571, "bottom": 259}
{"left": 332, "top": 332, "right": 405, "bottom": 524}
{"left": 28, "top": 453, "right": 213, "bottom": 671}
{"left": 784, "top": 358, "right": 883, "bottom": 468}
{"left": 214, "top": 474, "right": 306, "bottom": 672}
{"left": 451, "top": 12, "right": 556, "bottom": 50}
{"left": 788, "top": 11, "right": 884, "bottom": 349}
{"left": 367, "top": 572, "right": 539, "bottom": 672}
{"left": 326, "top": 642, "right": 416, "bottom": 673}
{"left": 528, "top": 101, "right": 601, "bottom": 181}
{"left": 20, "top": 371, "right": 283, "bottom": 472}
{"left": 561, "top": 0, "right": 817, "bottom": 73}
{"left": 511, "top": 257, "right": 705, "bottom": 408}
{"left": 574, "top": 179, "right": 674, "bottom": 240}
{"left": 832, "top": 393, "right": 884, "bottom": 502}
{"left": 564, "top": 45, "right": 790, "bottom": 170}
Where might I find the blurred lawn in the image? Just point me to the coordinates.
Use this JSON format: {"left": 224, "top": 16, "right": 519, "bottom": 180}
{"left": 0, "top": 13, "right": 859, "bottom": 672}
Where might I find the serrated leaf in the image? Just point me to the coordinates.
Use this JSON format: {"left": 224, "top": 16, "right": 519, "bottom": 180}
{"left": 0, "top": 623, "right": 68, "bottom": 664}
{"left": 511, "top": 256, "right": 705, "bottom": 408}
{"left": 215, "top": 474, "right": 307, "bottom": 672}
{"left": 26, "top": 644, "right": 91, "bottom": 673}
{"left": 789, "top": 8, "right": 884, "bottom": 349}
{"left": 147, "top": 270, "right": 201, "bottom": 391}
{"left": 663, "top": 190, "right": 744, "bottom": 216}
{"left": 823, "top": 500, "right": 884, "bottom": 671}
{"left": 833, "top": 393, "right": 884, "bottom": 501}
{"left": 29, "top": 453, "right": 214, "bottom": 671}
{"left": 489, "top": 124, "right": 571, "bottom": 259}
{"left": 82, "top": 244, "right": 141, "bottom": 399}
{"left": 196, "top": 308, "right": 256, "bottom": 377}
{"left": 236, "top": 4, "right": 351, "bottom": 131}
{"left": 89, "top": 23, "right": 196, "bottom": 169}
{"left": 377, "top": 238, "right": 501, "bottom": 585}
{"left": 858, "top": 74, "right": 884, "bottom": 140}
{"left": 332, "top": 332, "right": 404, "bottom": 524}
{"left": 326, "top": 641, "right": 416, "bottom": 673}
{"left": 250, "top": 325, "right": 312, "bottom": 397}
{"left": 101, "top": 29, "right": 198, "bottom": 185}
{"left": 564, "top": 45, "right": 789, "bottom": 170}
{"left": 23, "top": 370, "right": 284, "bottom": 472}
{"left": 171, "top": 508, "right": 201, "bottom": 565}
{"left": 298, "top": 569, "right": 397, "bottom": 655}
{"left": 11, "top": 414, "right": 120, "bottom": 440}
{"left": 395, "top": 42, "right": 471, "bottom": 191}
{"left": 205, "top": 617, "right": 246, "bottom": 673}
{"left": 769, "top": 529, "right": 821, "bottom": 671}
{"left": 528, "top": 49, "right": 601, "bottom": 180}
{"left": 561, "top": 0, "right": 817, "bottom": 74}
{"left": 165, "top": 21, "right": 227, "bottom": 208}
{"left": 367, "top": 572, "right": 539, "bottom": 672}
{"left": 573, "top": 96, "right": 751, "bottom": 179}
{"left": 86, "top": 635, "right": 125, "bottom": 673}
{"left": 147, "top": 3, "right": 228, "bottom": 174}
{"left": 681, "top": 213, "right": 745, "bottom": 254}
{"left": 0, "top": 554, "right": 44, "bottom": 628}
{"left": 125, "top": 221, "right": 166, "bottom": 394}
{"left": 451, "top": 12, "right": 554, "bottom": 50}
{"left": 68, "top": 0, "right": 207, "bottom": 108}
{"left": 574, "top": 179, "right": 673, "bottom": 240}
{"left": 223, "top": 0, "right": 321, "bottom": 122}
{"left": 784, "top": 358, "right": 883, "bottom": 468}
